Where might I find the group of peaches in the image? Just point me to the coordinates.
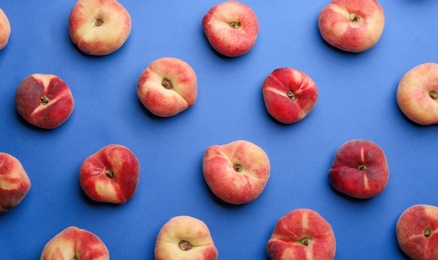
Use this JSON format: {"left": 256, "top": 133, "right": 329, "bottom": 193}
{"left": 1, "top": 0, "right": 437, "bottom": 259}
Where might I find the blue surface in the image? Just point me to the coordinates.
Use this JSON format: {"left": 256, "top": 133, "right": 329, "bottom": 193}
{"left": 1, "top": 0, "right": 437, "bottom": 259}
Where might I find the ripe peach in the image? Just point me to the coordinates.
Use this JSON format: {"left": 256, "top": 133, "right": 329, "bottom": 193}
{"left": 0, "top": 8, "right": 11, "bottom": 50}
{"left": 79, "top": 144, "right": 140, "bottom": 204}
{"left": 40, "top": 226, "right": 109, "bottom": 260}
{"left": 262, "top": 68, "right": 318, "bottom": 124}
{"left": 137, "top": 57, "right": 197, "bottom": 117}
{"left": 155, "top": 216, "right": 218, "bottom": 260}
{"left": 396, "top": 204, "right": 438, "bottom": 260}
{"left": 0, "top": 153, "right": 31, "bottom": 212}
{"left": 69, "top": 0, "right": 132, "bottom": 55}
{"left": 15, "top": 74, "right": 74, "bottom": 129}
{"left": 266, "top": 208, "right": 336, "bottom": 260}
{"left": 397, "top": 62, "right": 438, "bottom": 125}
{"left": 318, "top": 0, "right": 385, "bottom": 52}
{"left": 328, "top": 139, "right": 389, "bottom": 199}
{"left": 202, "top": 140, "right": 270, "bottom": 205}
{"left": 202, "top": 1, "right": 259, "bottom": 57}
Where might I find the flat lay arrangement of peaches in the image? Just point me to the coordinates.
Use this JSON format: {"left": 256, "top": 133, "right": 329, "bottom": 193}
{"left": 1, "top": 0, "right": 438, "bottom": 259}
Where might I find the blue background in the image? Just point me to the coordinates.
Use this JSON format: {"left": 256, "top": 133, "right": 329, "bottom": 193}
{"left": 1, "top": 0, "right": 437, "bottom": 259}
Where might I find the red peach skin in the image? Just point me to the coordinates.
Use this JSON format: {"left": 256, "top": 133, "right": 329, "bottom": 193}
{"left": 267, "top": 208, "right": 336, "bottom": 260}
{"left": 263, "top": 68, "right": 318, "bottom": 124}
{"left": 41, "top": 226, "right": 109, "bottom": 260}
{"left": 396, "top": 204, "right": 438, "bottom": 260}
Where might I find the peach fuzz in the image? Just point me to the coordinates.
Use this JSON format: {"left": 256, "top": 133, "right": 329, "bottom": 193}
{"left": 15, "top": 74, "right": 74, "bottom": 129}
{"left": 396, "top": 204, "right": 438, "bottom": 260}
{"left": 318, "top": 0, "right": 385, "bottom": 52}
{"left": 397, "top": 62, "right": 438, "bottom": 125}
{"left": 0, "top": 9, "right": 11, "bottom": 50}
{"left": 137, "top": 57, "right": 197, "bottom": 117}
{"left": 266, "top": 208, "right": 336, "bottom": 260}
{"left": 69, "top": 0, "right": 132, "bottom": 55}
{"left": 155, "top": 216, "right": 218, "bottom": 260}
{"left": 79, "top": 144, "right": 140, "bottom": 204}
{"left": 262, "top": 68, "right": 318, "bottom": 124}
{"left": 328, "top": 139, "right": 389, "bottom": 199}
{"left": 0, "top": 152, "right": 31, "bottom": 213}
{"left": 202, "top": 1, "right": 259, "bottom": 57}
{"left": 202, "top": 140, "right": 270, "bottom": 205}
{"left": 40, "top": 226, "right": 109, "bottom": 260}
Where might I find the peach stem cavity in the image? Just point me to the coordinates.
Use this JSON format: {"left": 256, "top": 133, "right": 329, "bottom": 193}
{"left": 229, "top": 21, "right": 241, "bottom": 29}
{"left": 301, "top": 237, "right": 311, "bottom": 246}
{"left": 178, "top": 240, "right": 193, "bottom": 251}
{"left": 233, "top": 164, "right": 243, "bottom": 173}
{"left": 40, "top": 96, "right": 50, "bottom": 105}
{"left": 287, "top": 90, "right": 297, "bottom": 101}
{"left": 349, "top": 13, "right": 361, "bottom": 22}
{"left": 95, "top": 18, "right": 104, "bottom": 27}
{"left": 424, "top": 227, "right": 432, "bottom": 238}
{"left": 162, "top": 78, "right": 173, "bottom": 89}
{"left": 105, "top": 169, "right": 115, "bottom": 179}
{"left": 357, "top": 164, "right": 367, "bottom": 171}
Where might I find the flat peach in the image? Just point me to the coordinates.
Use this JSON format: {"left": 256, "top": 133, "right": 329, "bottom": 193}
{"left": 155, "top": 216, "right": 218, "bottom": 260}
{"left": 328, "top": 139, "right": 389, "bottom": 199}
{"left": 0, "top": 152, "right": 31, "bottom": 212}
{"left": 137, "top": 57, "right": 197, "bottom": 117}
{"left": 396, "top": 204, "right": 438, "bottom": 260}
{"left": 202, "top": 1, "right": 259, "bottom": 57}
{"left": 267, "top": 208, "right": 336, "bottom": 260}
{"left": 80, "top": 144, "right": 140, "bottom": 204}
{"left": 262, "top": 68, "right": 318, "bottom": 124}
{"left": 318, "top": 0, "right": 385, "bottom": 52}
{"left": 397, "top": 62, "right": 438, "bottom": 125}
{"left": 69, "top": 0, "right": 132, "bottom": 55}
{"left": 203, "top": 140, "right": 270, "bottom": 204}
{"left": 15, "top": 74, "right": 74, "bottom": 129}
{"left": 41, "top": 226, "right": 109, "bottom": 260}
{"left": 0, "top": 9, "right": 11, "bottom": 50}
